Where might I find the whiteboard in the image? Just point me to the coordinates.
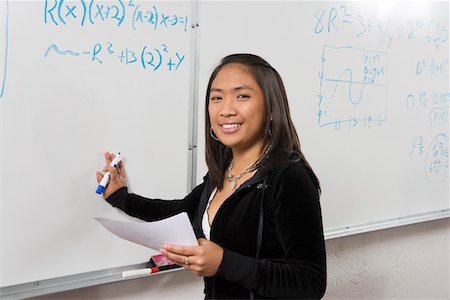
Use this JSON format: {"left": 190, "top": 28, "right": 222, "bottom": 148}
{"left": 0, "top": 0, "right": 193, "bottom": 287}
{"left": 195, "top": 1, "right": 449, "bottom": 231}
{"left": 0, "top": 0, "right": 449, "bottom": 295}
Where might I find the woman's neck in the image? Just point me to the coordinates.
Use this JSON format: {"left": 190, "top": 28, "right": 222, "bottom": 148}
{"left": 230, "top": 143, "right": 264, "bottom": 173}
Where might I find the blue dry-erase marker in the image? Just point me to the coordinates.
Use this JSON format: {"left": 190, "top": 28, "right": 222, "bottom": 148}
{"left": 96, "top": 152, "right": 122, "bottom": 194}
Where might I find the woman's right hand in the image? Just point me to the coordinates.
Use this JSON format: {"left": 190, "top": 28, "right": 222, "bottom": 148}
{"left": 96, "top": 151, "right": 127, "bottom": 199}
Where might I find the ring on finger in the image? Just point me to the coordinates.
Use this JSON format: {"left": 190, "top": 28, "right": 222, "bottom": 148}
{"left": 184, "top": 256, "right": 189, "bottom": 266}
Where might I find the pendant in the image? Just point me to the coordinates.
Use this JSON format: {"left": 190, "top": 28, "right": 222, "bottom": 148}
{"left": 227, "top": 174, "right": 236, "bottom": 190}
{"left": 226, "top": 174, "right": 233, "bottom": 182}
{"left": 230, "top": 180, "right": 236, "bottom": 191}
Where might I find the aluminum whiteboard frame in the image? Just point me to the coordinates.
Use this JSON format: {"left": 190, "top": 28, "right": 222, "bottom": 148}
{"left": 324, "top": 208, "right": 449, "bottom": 239}
{"left": 1, "top": 208, "right": 448, "bottom": 299}
{"left": 0, "top": 263, "right": 186, "bottom": 300}
{"left": 187, "top": 0, "right": 200, "bottom": 193}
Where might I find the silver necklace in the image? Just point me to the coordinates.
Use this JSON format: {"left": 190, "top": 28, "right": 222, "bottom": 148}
{"left": 226, "top": 146, "right": 270, "bottom": 191}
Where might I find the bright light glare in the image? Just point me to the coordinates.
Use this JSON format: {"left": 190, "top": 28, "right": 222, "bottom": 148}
{"left": 406, "top": 1, "right": 430, "bottom": 16}
{"left": 377, "top": 1, "right": 397, "bottom": 18}
{"left": 376, "top": 1, "right": 430, "bottom": 18}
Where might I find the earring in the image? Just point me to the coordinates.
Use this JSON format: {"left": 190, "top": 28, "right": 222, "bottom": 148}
{"left": 210, "top": 127, "right": 220, "bottom": 141}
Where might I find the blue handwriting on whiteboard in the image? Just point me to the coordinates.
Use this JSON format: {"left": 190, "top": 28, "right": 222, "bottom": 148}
{"left": 406, "top": 91, "right": 449, "bottom": 128}
{"left": 318, "top": 45, "right": 387, "bottom": 130}
{"left": 44, "top": 0, "right": 189, "bottom": 31}
{"left": 0, "top": 0, "right": 9, "bottom": 98}
{"left": 411, "top": 135, "right": 425, "bottom": 156}
{"left": 44, "top": 44, "right": 81, "bottom": 57}
{"left": 314, "top": 5, "right": 448, "bottom": 50}
{"left": 44, "top": 42, "right": 185, "bottom": 72}
{"left": 416, "top": 57, "right": 449, "bottom": 76}
{"left": 425, "top": 133, "right": 449, "bottom": 184}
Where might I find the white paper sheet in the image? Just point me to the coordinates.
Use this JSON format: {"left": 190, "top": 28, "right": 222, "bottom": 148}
{"left": 95, "top": 213, "right": 198, "bottom": 251}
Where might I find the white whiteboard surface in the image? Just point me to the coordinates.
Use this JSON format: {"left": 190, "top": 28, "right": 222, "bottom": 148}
{"left": 0, "top": 0, "right": 449, "bottom": 295}
{"left": 0, "top": 0, "right": 193, "bottom": 287}
{"left": 195, "top": 1, "right": 449, "bottom": 231}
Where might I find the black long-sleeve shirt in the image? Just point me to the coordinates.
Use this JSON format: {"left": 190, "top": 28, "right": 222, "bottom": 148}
{"left": 106, "top": 159, "right": 326, "bottom": 299}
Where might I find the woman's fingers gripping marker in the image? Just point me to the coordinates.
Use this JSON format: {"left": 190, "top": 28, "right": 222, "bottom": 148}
{"left": 96, "top": 152, "right": 122, "bottom": 194}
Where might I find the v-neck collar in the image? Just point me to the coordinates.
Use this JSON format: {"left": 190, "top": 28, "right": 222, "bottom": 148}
{"left": 232, "top": 168, "right": 268, "bottom": 193}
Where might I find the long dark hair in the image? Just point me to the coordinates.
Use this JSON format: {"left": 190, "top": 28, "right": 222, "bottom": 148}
{"left": 205, "top": 54, "right": 320, "bottom": 192}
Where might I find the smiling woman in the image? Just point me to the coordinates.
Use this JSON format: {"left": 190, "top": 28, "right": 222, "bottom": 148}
{"left": 97, "top": 54, "right": 326, "bottom": 299}
{"left": 209, "top": 63, "right": 267, "bottom": 169}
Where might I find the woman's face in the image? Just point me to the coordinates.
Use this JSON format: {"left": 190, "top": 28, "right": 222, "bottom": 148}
{"left": 208, "top": 63, "right": 266, "bottom": 153}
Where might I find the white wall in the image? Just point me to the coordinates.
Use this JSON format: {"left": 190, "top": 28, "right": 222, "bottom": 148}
{"left": 31, "top": 218, "right": 449, "bottom": 300}
{"left": 324, "top": 218, "right": 449, "bottom": 300}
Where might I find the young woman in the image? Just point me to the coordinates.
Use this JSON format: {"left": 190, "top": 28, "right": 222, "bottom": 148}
{"left": 97, "top": 54, "right": 326, "bottom": 299}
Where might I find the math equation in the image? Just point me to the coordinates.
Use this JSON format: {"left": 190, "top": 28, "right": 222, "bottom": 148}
{"left": 318, "top": 45, "right": 387, "bottom": 130}
{"left": 406, "top": 91, "right": 449, "bottom": 128}
{"left": 314, "top": 4, "right": 448, "bottom": 50}
{"left": 44, "top": 0, "right": 189, "bottom": 31}
{"left": 42, "top": 1, "right": 190, "bottom": 73}
{"left": 44, "top": 42, "right": 185, "bottom": 72}
{"left": 425, "top": 134, "right": 449, "bottom": 184}
{"left": 408, "top": 92, "right": 449, "bottom": 182}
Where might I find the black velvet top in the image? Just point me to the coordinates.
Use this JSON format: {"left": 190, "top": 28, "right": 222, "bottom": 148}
{"left": 106, "top": 159, "right": 326, "bottom": 299}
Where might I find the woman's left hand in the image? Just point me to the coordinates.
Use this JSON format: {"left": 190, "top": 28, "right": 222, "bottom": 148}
{"left": 160, "top": 238, "right": 223, "bottom": 277}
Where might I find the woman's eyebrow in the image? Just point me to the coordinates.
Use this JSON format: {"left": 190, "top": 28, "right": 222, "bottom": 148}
{"left": 210, "top": 85, "right": 254, "bottom": 92}
{"left": 233, "top": 85, "right": 254, "bottom": 91}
